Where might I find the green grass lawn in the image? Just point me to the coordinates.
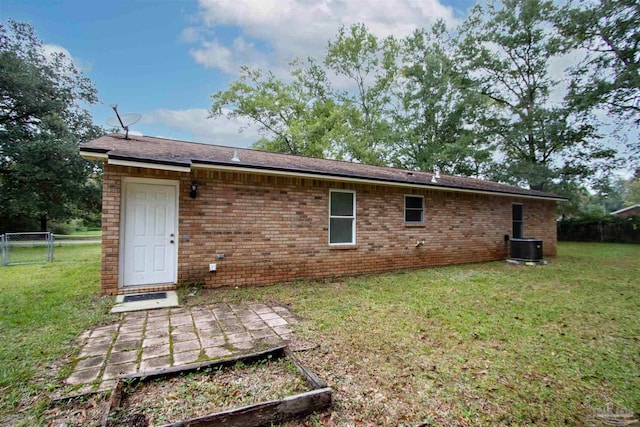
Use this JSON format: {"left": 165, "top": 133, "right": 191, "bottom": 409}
{"left": 69, "top": 230, "right": 102, "bottom": 236}
{"left": 186, "top": 242, "right": 640, "bottom": 426}
{"left": 0, "top": 244, "right": 114, "bottom": 426}
{"left": 52, "top": 230, "right": 102, "bottom": 241}
{"left": 1, "top": 245, "right": 52, "bottom": 266}
{"left": 0, "top": 242, "right": 638, "bottom": 426}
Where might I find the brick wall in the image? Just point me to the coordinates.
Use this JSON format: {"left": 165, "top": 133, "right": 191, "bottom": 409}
{"left": 100, "top": 165, "right": 558, "bottom": 295}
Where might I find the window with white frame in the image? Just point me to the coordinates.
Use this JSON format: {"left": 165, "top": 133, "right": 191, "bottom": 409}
{"left": 405, "top": 195, "right": 424, "bottom": 224}
{"left": 329, "top": 190, "right": 356, "bottom": 245}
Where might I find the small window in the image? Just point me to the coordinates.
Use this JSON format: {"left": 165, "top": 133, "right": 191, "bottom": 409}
{"left": 329, "top": 190, "right": 355, "bottom": 245}
{"left": 405, "top": 195, "right": 424, "bottom": 224}
{"left": 512, "top": 203, "right": 524, "bottom": 238}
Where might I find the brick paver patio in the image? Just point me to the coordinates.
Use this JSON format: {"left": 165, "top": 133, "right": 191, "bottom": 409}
{"left": 65, "top": 303, "right": 296, "bottom": 394}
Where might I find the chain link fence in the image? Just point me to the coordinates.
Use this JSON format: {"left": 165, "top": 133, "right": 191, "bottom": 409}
{"left": 1, "top": 232, "right": 54, "bottom": 266}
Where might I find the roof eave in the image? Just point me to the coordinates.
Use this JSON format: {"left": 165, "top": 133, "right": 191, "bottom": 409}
{"left": 79, "top": 148, "right": 566, "bottom": 202}
{"left": 79, "top": 149, "right": 109, "bottom": 161}
{"left": 611, "top": 205, "right": 640, "bottom": 214}
{"left": 191, "top": 160, "right": 567, "bottom": 201}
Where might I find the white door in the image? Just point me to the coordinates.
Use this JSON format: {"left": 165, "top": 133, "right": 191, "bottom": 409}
{"left": 122, "top": 182, "right": 177, "bottom": 286}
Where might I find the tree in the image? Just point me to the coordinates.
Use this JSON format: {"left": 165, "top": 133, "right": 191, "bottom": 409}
{"left": 211, "top": 24, "right": 398, "bottom": 165}
{"left": 211, "top": 61, "right": 353, "bottom": 159}
{"left": 621, "top": 171, "right": 640, "bottom": 206}
{"left": 212, "top": 22, "right": 498, "bottom": 175}
{"left": 589, "top": 176, "right": 626, "bottom": 213}
{"left": 558, "top": 0, "right": 640, "bottom": 166}
{"left": 324, "top": 23, "right": 398, "bottom": 165}
{"left": 551, "top": 180, "right": 592, "bottom": 218}
{"left": 0, "top": 20, "right": 101, "bottom": 232}
{"left": 391, "top": 21, "right": 493, "bottom": 176}
{"left": 558, "top": 0, "right": 640, "bottom": 124}
{"left": 459, "top": 0, "right": 616, "bottom": 191}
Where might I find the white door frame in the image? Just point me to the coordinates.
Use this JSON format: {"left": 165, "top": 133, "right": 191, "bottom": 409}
{"left": 119, "top": 177, "right": 179, "bottom": 288}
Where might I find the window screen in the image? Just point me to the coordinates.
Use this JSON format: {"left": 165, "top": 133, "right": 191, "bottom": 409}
{"left": 329, "top": 190, "right": 355, "bottom": 244}
{"left": 405, "top": 195, "right": 424, "bottom": 224}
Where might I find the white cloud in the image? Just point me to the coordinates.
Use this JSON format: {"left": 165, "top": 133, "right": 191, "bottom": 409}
{"left": 190, "top": 40, "right": 234, "bottom": 72}
{"left": 190, "top": 37, "right": 269, "bottom": 74}
{"left": 181, "top": 27, "right": 201, "bottom": 43}
{"left": 142, "top": 108, "right": 262, "bottom": 147}
{"left": 188, "top": 0, "right": 458, "bottom": 75}
{"left": 178, "top": 0, "right": 459, "bottom": 146}
{"left": 43, "top": 43, "right": 92, "bottom": 72}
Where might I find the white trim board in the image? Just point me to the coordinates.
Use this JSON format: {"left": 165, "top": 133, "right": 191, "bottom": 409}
{"left": 192, "top": 163, "right": 566, "bottom": 202}
{"left": 79, "top": 151, "right": 566, "bottom": 202}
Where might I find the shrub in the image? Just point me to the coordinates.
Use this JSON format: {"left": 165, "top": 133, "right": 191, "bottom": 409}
{"left": 558, "top": 214, "right": 640, "bottom": 243}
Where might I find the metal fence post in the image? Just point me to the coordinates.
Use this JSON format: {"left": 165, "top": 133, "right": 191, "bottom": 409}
{"left": 47, "top": 232, "right": 54, "bottom": 262}
{"left": 1, "top": 234, "right": 6, "bottom": 266}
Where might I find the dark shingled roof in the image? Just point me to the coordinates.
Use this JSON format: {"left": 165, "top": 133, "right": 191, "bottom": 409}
{"left": 80, "top": 133, "right": 566, "bottom": 201}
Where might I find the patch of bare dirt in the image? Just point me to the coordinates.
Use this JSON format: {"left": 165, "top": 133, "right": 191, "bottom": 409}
{"left": 43, "top": 392, "right": 110, "bottom": 427}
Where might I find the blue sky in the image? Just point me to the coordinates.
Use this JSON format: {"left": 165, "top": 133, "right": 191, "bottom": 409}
{"left": 0, "top": 0, "right": 634, "bottom": 175}
{"left": 0, "top": 0, "right": 474, "bottom": 147}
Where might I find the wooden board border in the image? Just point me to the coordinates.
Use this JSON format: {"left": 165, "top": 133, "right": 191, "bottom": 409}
{"left": 103, "top": 346, "right": 332, "bottom": 427}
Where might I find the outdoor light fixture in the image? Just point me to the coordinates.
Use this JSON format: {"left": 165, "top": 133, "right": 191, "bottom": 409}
{"left": 190, "top": 181, "right": 199, "bottom": 199}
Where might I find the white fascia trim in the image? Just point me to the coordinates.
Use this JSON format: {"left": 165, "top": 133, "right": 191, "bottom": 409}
{"left": 192, "top": 162, "right": 565, "bottom": 202}
{"left": 79, "top": 150, "right": 108, "bottom": 161}
{"left": 108, "top": 158, "right": 191, "bottom": 173}
{"left": 611, "top": 205, "right": 640, "bottom": 215}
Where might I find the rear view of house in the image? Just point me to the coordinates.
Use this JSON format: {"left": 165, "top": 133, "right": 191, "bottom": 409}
{"left": 80, "top": 134, "right": 564, "bottom": 296}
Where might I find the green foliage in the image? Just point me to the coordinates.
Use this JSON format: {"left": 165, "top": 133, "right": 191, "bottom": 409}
{"left": 324, "top": 23, "right": 398, "bottom": 164}
{"left": 558, "top": 214, "right": 640, "bottom": 243}
{"left": 212, "top": 65, "right": 335, "bottom": 158}
{"left": 211, "top": 8, "right": 634, "bottom": 193}
{"left": 392, "top": 21, "right": 494, "bottom": 176}
{"left": 558, "top": 0, "right": 640, "bottom": 124}
{"left": 0, "top": 20, "right": 103, "bottom": 232}
{"left": 548, "top": 180, "right": 592, "bottom": 218}
{"left": 459, "top": 0, "right": 616, "bottom": 191}
{"left": 50, "top": 218, "right": 100, "bottom": 235}
{"left": 211, "top": 23, "right": 489, "bottom": 173}
{"left": 211, "top": 25, "right": 398, "bottom": 165}
{"left": 624, "top": 176, "right": 640, "bottom": 205}
{"left": 589, "top": 176, "right": 627, "bottom": 213}
{"left": 557, "top": 0, "right": 640, "bottom": 167}
{"left": 553, "top": 175, "right": 638, "bottom": 218}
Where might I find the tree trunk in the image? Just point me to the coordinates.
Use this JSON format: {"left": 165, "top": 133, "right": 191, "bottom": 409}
{"left": 40, "top": 215, "right": 47, "bottom": 232}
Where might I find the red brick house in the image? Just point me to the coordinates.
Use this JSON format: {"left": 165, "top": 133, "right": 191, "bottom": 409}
{"left": 611, "top": 205, "right": 640, "bottom": 217}
{"left": 80, "top": 134, "right": 565, "bottom": 296}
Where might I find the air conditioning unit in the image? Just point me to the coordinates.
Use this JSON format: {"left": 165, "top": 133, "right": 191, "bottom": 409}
{"left": 510, "top": 238, "right": 543, "bottom": 262}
